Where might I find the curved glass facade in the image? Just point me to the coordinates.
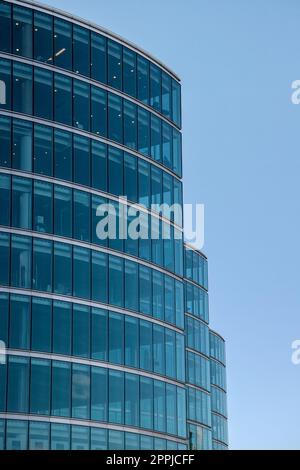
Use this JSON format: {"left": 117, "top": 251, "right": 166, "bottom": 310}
{"left": 0, "top": 0, "right": 228, "bottom": 450}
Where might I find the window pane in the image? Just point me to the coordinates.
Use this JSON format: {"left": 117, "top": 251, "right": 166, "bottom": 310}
{"left": 150, "top": 64, "right": 161, "bottom": 112}
{"left": 137, "top": 56, "right": 149, "bottom": 104}
{"left": 164, "top": 276, "right": 175, "bottom": 324}
{"left": 91, "top": 367, "right": 107, "bottom": 421}
{"left": 139, "top": 266, "right": 152, "bottom": 316}
{"left": 33, "top": 180, "right": 53, "bottom": 233}
{"left": 9, "top": 294, "right": 30, "bottom": 349}
{"left": 108, "top": 93, "right": 123, "bottom": 143}
{"left": 54, "top": 185, "right": 72, "bottom": 237}
{"left": 91, "top": 428, "right": 107, "bottom": 450}
{"left": 73, "top": 25, "right": 90, "bottom": 76}
{"left": 54, "top": 74, "right": 72, "bottom": 125}
{"left": 11, "top": 235, "right": 32, "bottom": 289}
{"left": 177, "top": 387, "right": 186, "bottom": 438}
{"left": 71, "top": 425, "right": 90, "bottom": 450}
{"left": 72, "top": 363, "right": 90, "bottom": 419}
{"left": 73, "top": 80, "right": 90, "bottom": 131}
{"left": 140, "top": 320, "right": 152, "bottom": 371}
{"left": 109, "top": 311, "right": 124, "bottom": 364}
{"left": 0, "top": 1, "right": 11, "bottom": 53}
{"left": 91, "top": 251, "right": 108, "bottom": 303}
{"left": 34, "top": 68, "right": 53, "bottom": 119}
{"left": 151, "top": 166, "right": 162, "bottom": 207}
{"left": 12, "top": 176, "right": 32, "bottom": 229}
{"left": 74, "top": 134, "right": 90, "bottom": 185}
{"left": 176, "top": 333, "right": 185, "bottom": 382}
{"left": 52, "top": 361, "right": 71, "bottom": 417}
{"left": 54, "top": 129, "right": 72, "bottom": 181}
{"left": 91, "top": 87, "right": 107, "bottom": 137}
{"left": 140, "top": 377, "right": 153, "bottom": 429}
{"left": 29, "top": 421, "right": 50, "bottom": 450}
{"left": 109, "top": 256, "right": 123, "bottom": 307}
{"left": 125, "top": 373, "right": 139, "bottom": 426}
{"left": 73, "top": 247, "right": 90, "bottom": 299}
{"left": 166, "top": 384, "right": 177, "bottom": 435}
{"left": 124, "top": 101, "right": 137, "bottom": 150}
{"left": 54, "top": 18, "right": 72, "bottom": 70}
{"left": 172, "top": 79, "right": 181, "bottom": 127}
{"left": 13, "top": 62, "right": 32, "bottom": 114}
{"left": 162, "top": 72, "right": 171, "bottom": 119}
{"left": 108, "top": 40, "right": 122, "bottom": 90}
{"left": 108, "top": 370, "right": 124, "bottom": 424}
{"left": 54, "top": 242, "right": 72, "bottom": 295}
{"left": 32, "top": 239, "right": 52, "bottom": 292}
{"left": 34, "top": 11, "right": 53, "bottom": 63}
{"left": 92, "top": 140, "right": 107, "bottom": 191}
{"left": 91, "top": 307, "right": 108, "bottom": 361}
{"left": 152, "top": 271, "right": 164, "bottom": 320}
{"left": 30, "top": 358, "right": 51, "bottom": 415}
{"left": 173, "top": 129, "right": 182, "bottom": 176}
{"left": 162, "top": 122, "right": 172, "bottom": 169}
{"left": 31, "top": 297, "right": 52, "bottom": 352}
{"left": 138, "top": 159, "right": 150, "bottom": 207}
{"left": 123, "top": 47, "right": 136, "bottom": 97}
{"left": 13, "top": 5, "right": 32, "bottom": 58}
{"left": 0, "top": 293, "right": 9, "bottom": 349}
{"left": 12, "top": 119, "right": 33, "bottom": 172}
{"left": 153, "top": 324, "right": 165, "bottom": 375}
{"left": 108, "top": 147, "right": 123, "bottom": 196}
{"left": 74, "top": 190, "right": 90, "bottom": 242}
{"left": 154, "top": 380, "right": 165, "bottom": 432}
{"left": 138, "top": 108, "right": 150, "bottom": 156}
{"left": 108, "top": 430, "right": 124, "bottom": 450}
{"left": 124, "top": 315, "right": 139, "bottom": 368}
{"left": 150, "top": 115, "right": 161, "bottom": 162}
{"left": 0, "top": 59, "right": 11, "bottom": 111}
{"left": 51, "top": 424, "right": 70, "bottom": 450}
{"left": 124, "top": 153, "right": 137, "bottom": 202}
{"left": 91, "top": 32, "right": 106, "bottom": 83}
{"left": 73, "top": 304, "right": 90, "bottom": 357}
{"left": 7, "top": 356, "right": 29, "bottom": 413}
{"left": 166, "top": 329, "right": 176, "bottom": 378}
{"left": 6, "top": 420, "right": 28, "bottom": 450}
{"left": 124, "top": 260, "right": 138, "bottom": 311}
{"left": 125, "top": 432, "right": 139, "bottom": 450}
{"left": 53, "top": 301, "right": 72, "bottom": 355}
{"left": 0, "top": 116, "right": 11, "bottom": 167}
{"left": 0, "top": 233, "right": 9, "bottom": 286}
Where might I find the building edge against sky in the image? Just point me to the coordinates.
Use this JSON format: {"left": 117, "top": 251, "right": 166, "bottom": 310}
{"left": 0, "top": 0, "right": 228, "bottom": 450}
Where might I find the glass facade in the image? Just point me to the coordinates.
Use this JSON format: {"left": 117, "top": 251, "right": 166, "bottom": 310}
{"left": 0, "top": 0, "right": 228, "bottom": 451}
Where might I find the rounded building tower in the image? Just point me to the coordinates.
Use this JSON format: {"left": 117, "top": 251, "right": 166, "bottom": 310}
{"left": 0, "top": 0, "right": 228, "bottom": 450}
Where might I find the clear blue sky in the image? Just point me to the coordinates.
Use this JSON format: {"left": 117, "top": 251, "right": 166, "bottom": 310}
{"left": 47, "top": 0, "right": 300, "bottom": 449}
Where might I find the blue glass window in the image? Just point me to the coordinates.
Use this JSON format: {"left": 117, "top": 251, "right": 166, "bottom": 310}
{"left": 125, "top": 433, "right": 140, "bottom": 450}
{"left": 108, "top": 40, "right": 122, "bottom": 90}
{"left": 124, "top": 153, "right": 137, "bottom": 202}
{"left": 91, "top": 428, "right": 107, "bottom": 450}
{"left": 0, "top": 190, "right": 8, "bottom": 240}
{"left": 31, "top": 297, "right": 52, "bottom": 352}
{"left": 13, "top": 62, "right": 32, "bottom": 114}
{"left": 7, "top": 356, "right": 29, "bottom": 413}
{"left": 125, "top": 315, "right": 139, "bottom": 368}
{"left": 175, "top": 280, "right": 184, "bottom": 328}
{"left": 32, "top": 239, "right": 52, "bottom": 292}
{"left": 172, "top": 79, "right": 181, "bottom": 127}
{"left": 139, "top": 266, "right": 152, "bottom": 316}
{"left": 30, "top": 358, "right": 51, "bottom": 415}
{"left": 140, "top": 377, "right": 153, "bottom": 429}
{"left": 73, "top": 80, "right": 90, "bottom": 131}
{"left": 74, "top": 134, "right": 90, "bottom": 185}
{"left": 6, "top": 420, "right": 28, "bottom": 450}
{"left": 108, "top": 430, "right": 124, "bottom": 450}
{"left": 11, "top": 235, "right": 32, "bottom": 289}
{"left": 124, "top": 260, "right": 138, "bottom": 311}
{"left": 152, "top": 271, "right": 164, "bottom": 320}
{"left": 53, "top": 301, "right": 72, "bottom": 355}
{"left": 124, "top": 101, "right": 137, "bottom": 149}
{"left": 33, "top": 180, "right": 53, "bottom": 233}
{"left": 108, "top": 147, "right": 123, "bottom": 196}
{"left": 34, "top": 11, "right": 53, "bottom": 63}
{"left": 138, "top": 108, "right": 150, "bottom": 155}
{"left": 165, "top": 329, "right": 176, "bottom": 378}
{"left": 0, "top": 116, "right": 11, "bottom": 167}
{"left": 153, "top": 324, "right": 165, "bottom": 375}
{"left": 13, "top": 6, "right": 32, "bottom": 58}
{"left": 50, "top": 423, "right": 70, "bottom": 450}
{"left": 177, "top": 387, "right": 186, "bottom": 438}
{"left": 9, "top": 294, "right": 31, "bottom": 349}
{"left": 54, "top": 18, "right": 72, "bottom": 70}
{"left": 12, "top": 176, "right": 32, "bottom": 230}
{"left": 34, "top": 124, "right": 53, "bottom": 176}
{"left": 162, "top": 122, "right": 172, "bottom": 169}
{"left": 54, "top": 74, "right": 72, "bottom": 126}
{"left": 150, "top": 115, "right": 161, "bottom": 162}
{"left": 0, "top": 1, "right": 11, "bottom": 53}
{"left": 109, "top": 256, "right": 123, "bottom": 307}
{"left": 109, "top": 370, "right": 124, "bottom": 424}
{"left": 109, "top": 311, "right": 124, "bottom": 364}
{"left": 125, "top": 373, "right": 139, "bottom": 427}
{"left": 138, "top": 159, "right": 150, "bottom": 207}
{"left": 91, "top": 32, "right": 107, "bottom": 83}
{"left": 176, "top": 333, "right": 185, "bottom": 382}
{"left": 137, "top": 56, "right": 149, "bottom": 104}
{"left": 123, "top": 47, "right": 136, "bottom": 97}
{"left": 29, "top": 421, "right": 50, "bottom": 450}
{"left": 92, "top": 141, "right": 107, "bottom": 191}
{"left": 74, "top": 190, "right": 90, "bottom": 242}
{"left": 166, "top": 384, "right": 177, "bottom": 435}
{"left": 0, "top": 233, "right": 10, "bottom": 286}
{"left": 91, "top": 87, "right": 107, "bottom": 136}
{"left": 150, "top": 64, "right": 161, "bottom": 112}
{"left": 54, "top": 129, "right": 72, "bottom": 181}
{"left": 154, "top": 380, "right": 165, "bottom": 432}
{"left": 91, "top": 367, "right": 108, "bottom": 421}
{"left": 12, "top": 119, "right": 33, "bottom": 172}
{"left": 151, "top": 166, "right": 162, "bottom": 207}
{"left": 91, "top": 308, "right": 108, "bottom": 361}
{"left": 162, "top": 72, "right": 172, "bottom": 119}
{"left": 0, "top": 59, "right": 11, "bottom": 111}
{"left": 0, "top": 293, "right": 8, "bottom": 348}
{"left": 54, "top": 185, "right": 72, "bottom": 237}
{"left": 140, "top": 320, "right": 153, "bottom": 371}
{"left": 173, "top": 129, "right": 182, "bottom": 177}
{"left": 108, "top": 93, "right": 123, "bottom": 143}
{"left": 34, "top": 68, "right": 53, "bottom": 119}
{"left": 73, "top": 304, "right": 90, "bottom": 357}
{"left": 54, "top": 242, "right": 72, "bottom": 295}
{"left": 73, "top": 247, "right": 90, "bottom": 299}
{"left": 72, "top": 364, "right": 90, "bottom": 419}
{"left": 91, "top": 251, "right": 108, "bottom": 303}
{"left": 73, "top": 25, "right": 90, "bottom": 76}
